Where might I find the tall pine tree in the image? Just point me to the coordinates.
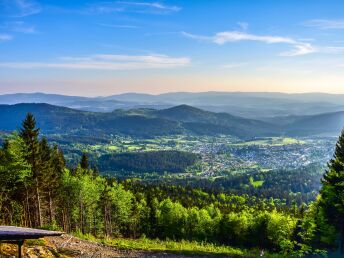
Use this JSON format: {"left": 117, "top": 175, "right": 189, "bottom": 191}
{"left": 19, "top": 113, "right": 43, "bottom": 227}
{"left": 318, "top": 129, "right": 344, "bottom": 252}
{"left": 80, "top": 152, "right": 89, "bottom": 170}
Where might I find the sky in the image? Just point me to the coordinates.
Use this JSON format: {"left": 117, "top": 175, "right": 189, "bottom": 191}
{"left": 1, "top": 0, "right": 344, "bottom": 96}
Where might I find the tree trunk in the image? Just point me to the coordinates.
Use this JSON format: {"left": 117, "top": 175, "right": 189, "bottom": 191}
{"left": 25, "top": 186, "right": 32, "bottom": 228}
{"left": 35, "top": 177, "right": 42, "bottom": 227}
{"left": 48, "top": 191, "right": 54, "bottom": 224}
{"left": 80, "top": 202, "right": 84, "bottom": 234}
{"left": 104, "top": 205, "right": 109, "bottom": 236}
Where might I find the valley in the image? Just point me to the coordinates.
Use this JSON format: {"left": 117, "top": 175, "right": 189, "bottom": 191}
{"left": 0, "top": 95, "right": 342, "bottom": 256}
{"left": 0, "top": 102, "right": 337, "bottom": 204}
{"left": 57, "top": 134, "right": 334, "bottom": 175}
{"left": 3, "top": 0, "right": 344, "bottom": 255}
{"left": 46, "top": 133, "right": 331, "bottom": 204}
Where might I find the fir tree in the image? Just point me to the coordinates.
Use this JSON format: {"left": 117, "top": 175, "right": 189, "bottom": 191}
{"left": 80, "top": 152, "right": 89, "bottom": 170}
{"left": 19, "top": 113, "right": 43, "bottom": 227}
{"left": 39, "top": 137, "right": 56, "bottom": 224}
{"left": 318, "top": 129, "right": 344, "bottom": 252}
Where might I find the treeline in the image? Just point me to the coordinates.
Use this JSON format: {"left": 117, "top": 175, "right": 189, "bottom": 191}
{"left": 98, "top": 151, "right": 200, "bottom": 173}
{"left": 121, "top": 181, "right": 298, "bottom": 214}
{"left": 0, "top": 113, "right": 343, "bottom": 256}
{"left": 151, "top": 165, "right": 322, "bottom": 205}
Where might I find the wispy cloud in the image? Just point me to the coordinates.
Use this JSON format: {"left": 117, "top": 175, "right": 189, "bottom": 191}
{"left": 8, "top": 0, "right": 41, "bottom": 17}
{"left": 85, "top": 1, "right": 181, "bottom": 15}
{"left": 0, "top": 33, "right": 13, "bottom": 42}
{"left": 98, "top": 23, "right": 139, "bottom": 29}
{"left": 182, "top": 31, "right": 316, "bottom": 56}
{"left": 86, "top": 4, "right": 124, "bottom": 14}
{"left": 117, "top": 1, "right": 181, "bottom": 12}
{"left": 304, "top": 19, "right": 344, "bottom": 29}
{"left": 0, "top": 54, "right": 190, "bottom": 70}
{"left": 3, "top": 21, "right": 36, "bottom": 34}
{"left": 280, "top": 42, "right": 316, "bottom": 57}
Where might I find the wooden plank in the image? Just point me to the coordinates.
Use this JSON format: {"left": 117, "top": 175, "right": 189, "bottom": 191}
{"left": 0, "top": 226, "right": 63, "bottom": 241}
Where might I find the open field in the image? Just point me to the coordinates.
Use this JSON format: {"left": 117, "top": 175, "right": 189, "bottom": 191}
{"left": 230, "top": 137, "right": 306, "bottom": 146}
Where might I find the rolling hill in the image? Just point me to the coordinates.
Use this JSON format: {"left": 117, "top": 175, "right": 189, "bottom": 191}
{"left": 2, "top": 92, "right": 344, "bottom": 119}
{"left": 0, "top": 103, "right": 277, "bottom": 139}
{"left": 283, "top": 111, "right": 344, "bottom": 136}
{"left": 0, "top": 103, "right": 343, "bottom": 139}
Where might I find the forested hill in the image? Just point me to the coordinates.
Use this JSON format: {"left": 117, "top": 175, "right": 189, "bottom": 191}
{"left": 0, "top": 103, "right": 277, "bottom": 138}
{"left": 2, "top": 92, "right": 344, "bottom": 119}
{"left": 284, "top": 111, "right": 344, "bottom": 136}
{"left": 0, "top": 103, "right": 344, "bottom": 138}
{"left": 98, "top": 150, "right": 200, "bottom": 173}
{"left": 153, "top": 105, "right": 276, "bottom": 137}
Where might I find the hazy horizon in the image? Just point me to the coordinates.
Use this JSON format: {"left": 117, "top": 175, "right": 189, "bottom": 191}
{"left": 3, "top": 90, "right": 344, "bottom": 98}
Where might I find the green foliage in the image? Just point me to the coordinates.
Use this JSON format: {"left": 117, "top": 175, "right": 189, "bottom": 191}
{"left": 26, "top": 238, "right": 46, "bottom": 247}
{"left": 0, "top": 113, "right": 339, "bottom": 256}
{"left": 316, "top": 129, "right": 344, "bottom": 252}
{"left": 0, "top": 133, "right": 31, "bottom": 224}
{"left": 98, "top": 150, "right": 200, "bottom": 173}
{"left": 266, "top": 210, "right": 296, "bottom": 253}
{"left": 75, "top": 233, "right": 249, "bottom": 257}
{"left": 80, "top": 152, "right": 89, "bottom": 170}
{"left": 0, "top": 103, "right": 278, "bottom": 138}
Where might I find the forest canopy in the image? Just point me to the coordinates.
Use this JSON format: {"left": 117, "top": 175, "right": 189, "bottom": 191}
{"left": 98, "top": 150, "right": 200, "bottom": 173}
{"left": 0, "top": 113, "right": 343, "bottom": 256}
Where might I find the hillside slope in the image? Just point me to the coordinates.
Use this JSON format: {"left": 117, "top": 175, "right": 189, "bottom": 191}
{"left": 2, "top": 92, "right": 344, "bottom": 118}
{"left": 284, "top": 111, "right": 344, "bottom": 136}
{"left": 0, "top": 103, "right": 343, "bottom": 138}
{"left": 0, "top": 103, "right": 277, "bottom": 138}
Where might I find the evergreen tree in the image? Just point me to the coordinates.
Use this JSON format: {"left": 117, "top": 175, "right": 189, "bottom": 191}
{"left": 19, "top": 113, "right": 43, "bottom": 227}
{"left": 40, "top": 138, "right": 63, "bottom": 224}
{"left": 80, "top": 152, "right": 89, "bottom": 170}
{"left": 146, "top": 193, "right": 159, "bottom": 237}
{"left": 0, "top": 134, "right": 31, "bottom": 225}
{"left": 318, "top": 129, "right": 344, "bottom": 252}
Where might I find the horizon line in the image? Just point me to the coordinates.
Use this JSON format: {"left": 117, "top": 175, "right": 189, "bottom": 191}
{"left": 1, "top": 90, "right": 344, "bottom": 98}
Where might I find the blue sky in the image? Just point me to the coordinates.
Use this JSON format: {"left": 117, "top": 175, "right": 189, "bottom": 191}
{"left": 1, "top": 0, "right": 344, "bottom": 96}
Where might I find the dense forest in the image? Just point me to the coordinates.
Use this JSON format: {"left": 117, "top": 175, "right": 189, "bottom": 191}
{"left": 150, "top": 165, "right": 323, "bottom": 205}
{"left": 2, "top": 103, "right": 343, "bottom": 139}
{"left": 0, "top": 113, "right": 343, "bottom": 256}
{"left": 98, "top": 151, "right": 200, "bottom": 173}
{"left": 0, "top": 103, "right": 273, "bottom": 138}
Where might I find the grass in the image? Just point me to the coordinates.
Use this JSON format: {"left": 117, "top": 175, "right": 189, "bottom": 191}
{"left": 231, "top": 137, "right": 306, "bottom": 147}
{"left": 104, "top": 238, "right": 251, "bottom": 257}
{"left": 105, "top": 237, "right": 247, "bottom": 257}
{"left": 249, "top": 176, "right": 264, "bottom": 188}
{"left": 73, "top": 233, "right": 253, "bottom": 257}
{"left": 107, "top": 145, "right": 119, "bottom": 151}
{"left": 26, "top": 238, "right": 46, "bottom": 246}
{"left": 260, "top": 168, "right": 272, "bottom": 173}
{"left": 126, "top": 145, "right": 142, "bottom": 151}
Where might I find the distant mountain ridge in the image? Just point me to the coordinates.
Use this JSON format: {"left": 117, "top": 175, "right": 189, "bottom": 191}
{"left": 0, "top": 103, "right": 276, "bottom": 138}
{"left": 0, "top": 102, "right": 343, "bottom": 139}
{"left": 1, "top": 92, "right": 344, "bottom": 119}
{"left": 282, "top": 111, "right": 344, "bottom": 136}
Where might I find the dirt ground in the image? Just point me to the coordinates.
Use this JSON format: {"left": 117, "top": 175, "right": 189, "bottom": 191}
{"left": 0, "top": 234, "right": 225, "bottom": 258}
{"left": 47, "top": 234, "right": 207, "bottom": 258}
